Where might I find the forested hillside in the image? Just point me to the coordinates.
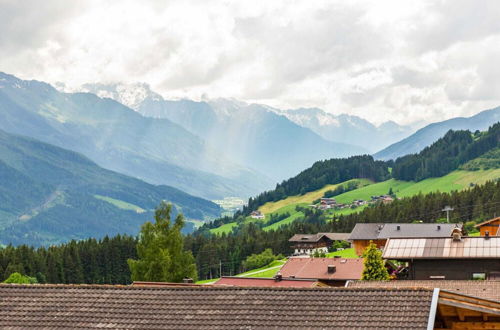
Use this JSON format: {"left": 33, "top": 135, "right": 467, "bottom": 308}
{"left": 392, "top": 123, "right": 500, "bottom": 181}
{"left": 244, "top": 155, "right": 390, "bottom": 212}
{"left": 0, "top": 129, "right": 221, "bottom": 246}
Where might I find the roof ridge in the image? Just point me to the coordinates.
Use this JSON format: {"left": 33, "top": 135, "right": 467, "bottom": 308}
{"left": 0, "top": 283, "right": 434, "bottom": 292}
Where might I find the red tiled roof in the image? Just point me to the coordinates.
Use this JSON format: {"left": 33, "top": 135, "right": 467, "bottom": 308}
{"left": 0, "top": 284, "right": 434, "bottom": 329}
{"left": 279, "top": 257, "right": 364, "bottom": 280}
{"left": 214, "top": 276, "right": 318, "bottom": 287}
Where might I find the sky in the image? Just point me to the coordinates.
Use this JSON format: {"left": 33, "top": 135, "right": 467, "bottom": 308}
{"left": 1, "top": 0, "right": 500, "bottom": 125}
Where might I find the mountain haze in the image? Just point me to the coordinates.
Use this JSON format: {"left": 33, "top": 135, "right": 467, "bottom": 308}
{"left": 82, "top": 83, "right": 368, "bottom": 181}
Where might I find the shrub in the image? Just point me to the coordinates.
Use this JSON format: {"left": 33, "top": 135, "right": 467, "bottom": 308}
{"left": 242, "top": 249, "right": 283, "bottom": 270}
{"left": 3, "top": 272, "right": 38, "bottom": 284}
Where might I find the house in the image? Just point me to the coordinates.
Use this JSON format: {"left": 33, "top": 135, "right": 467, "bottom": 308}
{"left": 249, "top": 210, "right": 264, "bottom": 219}
{"left": 347, "top": 280, "right": 500, "bottom": 302}
{"left": 382, "top": 235, "right": 500, "bottom": 280}
{"left": 289, "top": 232, "right": 350, "bottom": 255}
{"left": 278, "top": 257, "right": 363, "bottom": 286}
{"left": 475, "top": 216, "right": 500, "bottom": 236}
{"left": 320, "top": 197, "right": 336, "bottom": 205}
{"left": 348, "top": 223, "right": 464, "bottom": 256}
{"left": 1, "top": 284, "right": 499, "bottom": 329}
{"left": 214, "top": 276, "right": 321, "bottom": 287}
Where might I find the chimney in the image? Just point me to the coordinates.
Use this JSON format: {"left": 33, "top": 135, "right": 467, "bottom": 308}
{"left": 396, "top": 225, "right": 401, "bottom": 230}
{"left": 437, "top": 225, "right": 441, "bottom": 230}
{"left": 274, "top": 273, "right": 283, "bottom": 282}
{"left": 327, "top": 265, "right": 336, "bottom": 274}
{"left": 183, "top": 278, "right": 194, "bottom": 283}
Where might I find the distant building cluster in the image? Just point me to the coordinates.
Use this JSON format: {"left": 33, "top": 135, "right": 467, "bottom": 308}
{"left": 312, "top": 195, "right": 394, "bottom": 210}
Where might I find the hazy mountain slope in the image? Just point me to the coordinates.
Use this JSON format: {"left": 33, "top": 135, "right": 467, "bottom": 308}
{"left": 374, "top": 107, "right": 500, "bottom": 160}
{"left": 0, "top": 129, "right": 222, "bottom": 246}
{"left": 0, "top": 73, "right": 271, "bottom": 199}
{"left": 82, "top": 83, "right": 368, "bottom": 181}
{"left": 275, "top": 108, "right": 415, "bottom": 153}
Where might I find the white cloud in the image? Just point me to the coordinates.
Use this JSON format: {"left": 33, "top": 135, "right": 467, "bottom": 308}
{"left": 1, "top": 0, "right": 500, "bottom": 125}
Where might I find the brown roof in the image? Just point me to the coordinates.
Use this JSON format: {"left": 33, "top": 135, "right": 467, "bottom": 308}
{"left": 475, "top": 216, "right": 500, "bottom": 227}
{"left": 214, "top": 276, "right": 319, "bottom": 287}
{"left": 288, "top": 232, "right": 350, "bottom": 243}
{"left": 346, "top": 280, "right": 500, "bottom": 302}
{"left": 383, "top": 236, "right": 500, "bottom": 259}
{"left": 0, "top": 284, "right": 434, "bottom": 329}
{"left": 279, "top": 257, "right": 364, "bottom": 280}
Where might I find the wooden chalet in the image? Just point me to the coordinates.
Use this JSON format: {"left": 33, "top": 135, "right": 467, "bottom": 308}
{"left": 475, "top": 216, "right": 500, "bottom": 236}
{"left": 348, "top": 223, "right": 464, "bottom": 256}
{"left": 382, "top": 235, "right": 500, "bottom": 280}
{"left": 249, "top": 210, "right": 265, "bottom": 219}
{"left": 288, "top": 232, "right": 350, "bottom": 255}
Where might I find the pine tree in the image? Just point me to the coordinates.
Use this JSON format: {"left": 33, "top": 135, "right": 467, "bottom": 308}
{"left": 127, "top": 202, "right": 197, "bottom": 282}
{"left": 361, "top": 241, "right": 390, "bottom": 280}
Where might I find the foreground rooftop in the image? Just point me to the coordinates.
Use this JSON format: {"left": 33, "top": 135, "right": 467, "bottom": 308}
{"left": 0, "top": 284, "right": 434, "bottom": 329}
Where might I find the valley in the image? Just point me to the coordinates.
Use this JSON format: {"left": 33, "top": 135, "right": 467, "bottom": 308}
{"left": 209, "top": 169, "right": 500, "bottom": 235}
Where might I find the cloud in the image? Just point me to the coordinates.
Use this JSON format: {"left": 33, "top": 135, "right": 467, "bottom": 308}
{"left": 1, "top": 0, "right": 500, "bottom": 125}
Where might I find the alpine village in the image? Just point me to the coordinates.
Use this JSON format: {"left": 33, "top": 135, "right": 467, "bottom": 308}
{"left": 2, "top": 2, "right": 500, "bottom": 329}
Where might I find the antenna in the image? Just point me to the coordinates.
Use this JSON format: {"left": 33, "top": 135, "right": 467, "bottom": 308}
{"left": 442, "top": 206, "right": 454, "bottom": 223}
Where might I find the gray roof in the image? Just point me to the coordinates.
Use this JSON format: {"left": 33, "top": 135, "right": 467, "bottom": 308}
{"left": 348, "top": 223, "right": 385, "bottom": 240}
{"left": 383, "top": 236, "right": 500, "bottom": 259}
{"left": 289, "top": 232, "right": 350, "bottom": 243}
{"left": 348, "top": 223, "right": 462, "bottom": 240}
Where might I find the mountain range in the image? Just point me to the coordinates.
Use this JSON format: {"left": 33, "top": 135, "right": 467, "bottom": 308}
{"left": 273, "top": 108, "right": 416, "bottom": 153}
{"left": 0, "top": 73, "right": 270, "bottom": 200}
{"left": 374, "top": 107, "right": 500, "bottom": 160}
{"left": 0, "top": 128, "right": 221, "bottom": 246}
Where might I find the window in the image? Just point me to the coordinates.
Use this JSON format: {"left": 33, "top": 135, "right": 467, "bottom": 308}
{"left": 472, "top": 273, "right": 486, "bottom": 280}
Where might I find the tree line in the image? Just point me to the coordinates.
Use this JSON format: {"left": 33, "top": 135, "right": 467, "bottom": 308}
{"left": 0, "top": 235, "right": 136, "bottom": 284}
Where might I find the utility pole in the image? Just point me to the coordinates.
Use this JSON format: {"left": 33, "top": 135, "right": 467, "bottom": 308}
{"left": 219, "top": 260, "right": 222, "bottom": 278}
{"left": 442, "top": 206, "right": 454, "bottom": 223}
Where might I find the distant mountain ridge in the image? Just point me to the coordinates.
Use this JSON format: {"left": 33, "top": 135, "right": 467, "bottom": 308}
{"left": 374, "top": 107, "right": 500, "bottom": 160}
{"left": 273, "top": 108, "right": 415, "bottom": 153}
{"left": 82, "top": 83, "right": 368, "bottom": 181}
{"left": 0, "top": 128, "right": 221, "bottom": 246}
{"left": 0, "top": 72, "right": 271, "bottom": 199}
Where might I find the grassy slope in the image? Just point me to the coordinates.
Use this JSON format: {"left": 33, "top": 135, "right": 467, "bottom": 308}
{"left": 210, "top": 169, "right": 500, "bottom": 235}
{"left": 258, "top": 179, "right": 371, "bottom": 214}
{"left": 94, "top": 195, "right": 146, "bottom": 213}
{"left": 325, "top": 248, "right": 358, "bottom": 258}
{"left": 210, "top": 222, "right": 238, "bottom": 235}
